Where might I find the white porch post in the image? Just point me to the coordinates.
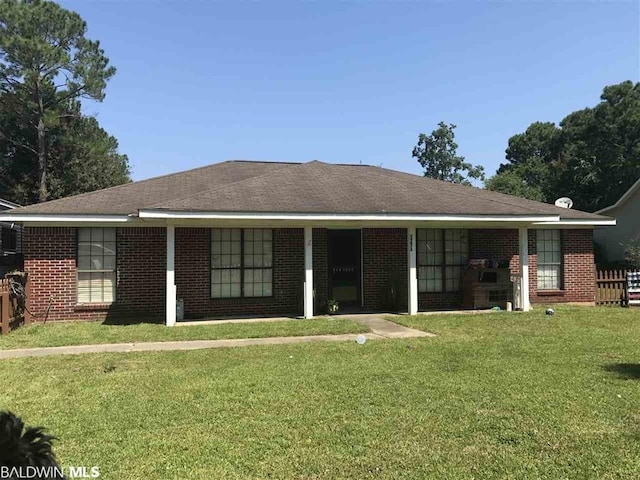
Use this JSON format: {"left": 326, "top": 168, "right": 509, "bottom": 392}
{"left": 166, "top": 224, "right": 177, "bottom": 326}
{"left": 304, "top": 226, "right": 314, "bottom": 319}
{"left": 518, "top": 227, "right": 531, "bottom": 312}
{"left": 407, "top": 227, "right": 418, "bottom": 315}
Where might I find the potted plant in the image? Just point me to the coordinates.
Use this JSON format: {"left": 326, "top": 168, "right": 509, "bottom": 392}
{"left": 326, "top": 299, "right": 339, "bottom": 315}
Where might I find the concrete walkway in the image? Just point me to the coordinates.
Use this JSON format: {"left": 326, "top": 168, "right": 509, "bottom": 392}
{"left": 0, "top": 316, "right": 434, "bottom": 359}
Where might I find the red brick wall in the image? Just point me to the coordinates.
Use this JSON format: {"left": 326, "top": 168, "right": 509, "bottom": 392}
{"left": 24, "top": 227, "right": 82, "bottom": 321}
{"left": 528, "top": 229, "right": 595, "bottom": 303}
{"left": 362, "top": 228, "right": 408, "bottom": 312}
{"left": 22, "top": 226, "right": 596, "bottom": 322}
{"left": 175, "top": 227, "right": 304, "bottom": 319}
{"left": 469, "top": 229, "right": 520, "bottom": 274}
{"left": 24, "top": 227, "right": 167, "bottom": 322}
{"left": 116, "top": 227, "right": 166, "bottom": 318}
{"left": 417, "top": 228, "right": 596, "bottom": 309}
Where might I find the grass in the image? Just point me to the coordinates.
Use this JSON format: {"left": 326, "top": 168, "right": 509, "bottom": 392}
{"left": 1, "top": 306, "right": 639, "bottom": 479}
{"left": 0, "top": 317, "right": 368, "bottom": 350}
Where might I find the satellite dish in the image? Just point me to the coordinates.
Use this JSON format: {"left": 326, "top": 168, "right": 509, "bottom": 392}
{"left": 554, "top": 197, "right": 574, "bottom": 209}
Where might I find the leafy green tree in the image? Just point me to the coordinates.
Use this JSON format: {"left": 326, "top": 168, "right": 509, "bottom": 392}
{"left": 413, "top": 122, "right": 485, "bottom": 186}
{"left": 556, "top": 81, "right": 640, "bottom": 212}
{"left": 486, "top": 81, "right": 640, "bottom": 212}
{"left": 485, "top": 122, "right": 560, "bottom": 202}
{"left": 0, "top": 96, "right": 129, "bottom": 205}
{"left": 0, "top": 0, "right": 117, "bottom": 202}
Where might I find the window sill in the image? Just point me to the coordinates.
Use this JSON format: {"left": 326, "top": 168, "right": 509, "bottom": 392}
{"left": 537, "top": 290, "right": 565, "bottom": 297}
{"left": 74, "top": 303, "right": 113, "bottom": 312}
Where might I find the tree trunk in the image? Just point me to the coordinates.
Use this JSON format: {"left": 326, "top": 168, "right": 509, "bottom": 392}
{"left": 37, "top": 117, "right": 47, "bottom": 203}
{"left": 35, "top": 75, "right": 47, "bottom": 203}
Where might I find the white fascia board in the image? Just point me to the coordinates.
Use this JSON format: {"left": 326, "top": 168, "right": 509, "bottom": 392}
{"left": 531, "top": 219, "right": 616, "bottom": 227}
{"left": 138, "top": 210, "right": 560, "bottom": 223}
{"left": 0, "top": 214, "right": 134, "bottom": 223}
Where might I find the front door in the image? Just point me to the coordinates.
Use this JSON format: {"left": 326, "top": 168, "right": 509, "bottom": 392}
{"left": 328, "top": 229, "right": 361, "bottom": 308}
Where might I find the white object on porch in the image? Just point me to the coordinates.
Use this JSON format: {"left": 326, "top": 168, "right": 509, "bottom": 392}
{"left": 166, "top": 224, "right": 177, "bottom": 326}
{"left": 304, "top": 226, "right": 314, "bottom": 319}
{"left": 407, "top": 227, "right": 418, "bottom": 315}
{"left": 518, "top": 227, "right": 531, "bottom": 311}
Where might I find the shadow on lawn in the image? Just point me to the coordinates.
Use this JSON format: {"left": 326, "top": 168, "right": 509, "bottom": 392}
{"left": 603, "top": 363, "right": 640, "bottom": 380}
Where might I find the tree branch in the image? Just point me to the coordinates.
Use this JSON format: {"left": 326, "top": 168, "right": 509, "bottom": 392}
{"left": 0, "top": 128, "right": 38, "bottom": 155}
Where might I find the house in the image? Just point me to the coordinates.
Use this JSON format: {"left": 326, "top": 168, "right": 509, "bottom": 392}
{"left": 594, "top": 177, "right": 640, "bottom": 265}
{"left": 0, "top": 160, "right": 614, "bottom": 325}
{"left": 0, "top": 197, "right": 23, "bottom": 277}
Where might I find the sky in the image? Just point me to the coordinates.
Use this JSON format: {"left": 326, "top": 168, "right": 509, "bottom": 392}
{"left": 59, "top": 0, "right": 640, "bottom": 184}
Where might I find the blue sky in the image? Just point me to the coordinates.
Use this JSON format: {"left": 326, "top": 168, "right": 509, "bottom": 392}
{"left": 60, "top": 0, "right": 639, "bottom": 183}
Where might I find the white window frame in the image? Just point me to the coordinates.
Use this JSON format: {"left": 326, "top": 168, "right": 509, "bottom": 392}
{"left": 536, "top": 229, "right": 562, "bottom": 290}
{"left": 211, "top": 228, "right": 273, "bottom": 298}
{"left": 77, "top": 227, "right": 117, "bottom": 304}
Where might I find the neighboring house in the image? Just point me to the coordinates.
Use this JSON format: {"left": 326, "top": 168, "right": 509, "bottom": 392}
{"left": 0, "top": 160, "right": 614, "bottom": 324}
{"left": 0, "top": 197, "right": 23, "bottom": 276}
{"left": 594, "top": 178, "right": 640, "bottom": 265}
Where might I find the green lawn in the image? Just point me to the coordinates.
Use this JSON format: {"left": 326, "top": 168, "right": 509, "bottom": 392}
{"left": 1, "top": 306, "right": 639, "bottom": 479}
{"left": 0, "top": 317, "right": 368, "bottom": 349}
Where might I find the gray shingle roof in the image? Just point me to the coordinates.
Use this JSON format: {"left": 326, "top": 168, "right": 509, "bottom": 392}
{"left": 9, "top": 160, "right": 610, "bottom": 221}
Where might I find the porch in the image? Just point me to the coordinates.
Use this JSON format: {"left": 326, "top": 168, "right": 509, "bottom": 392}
{"left": 163, "top": 225, "right": 533, "bottom": 326}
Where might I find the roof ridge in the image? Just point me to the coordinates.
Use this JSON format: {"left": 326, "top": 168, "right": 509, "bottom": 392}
{"left": 140, "top": 161, "right": 309, "bottom": 211}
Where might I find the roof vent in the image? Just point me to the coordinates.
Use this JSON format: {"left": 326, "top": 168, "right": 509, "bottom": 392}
{"left": 554, "top": 197, "right": 573, "bottom": 209}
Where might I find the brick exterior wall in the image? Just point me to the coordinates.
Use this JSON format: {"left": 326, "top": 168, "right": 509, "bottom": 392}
{"left": 362, "top": 228, "right": 408, "bottom": 312}
{"left": 23, "top": 227, "right": 167, "bottom": 322}
{"left": 528, "top": 229, "right": 596, "bottom": 303}
{"left": 24, "top": 227, "right": 82, "bottom": 321}
{"left": 116, "top": 227, "right": 166, "bottom": 318}
{"left": 22, "top": 226, "right": 595, "bottom": 322}
{"left": 175, "top": 227, "right": 304, "bottom": 319}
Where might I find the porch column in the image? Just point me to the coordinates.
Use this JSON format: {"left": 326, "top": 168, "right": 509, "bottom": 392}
{"left": 166, "top": 224, "right": 177, "bottom": 326}
{"left": 518, "top": 227, "right": 531, "bottom": 312}
{"left": 407, "top": 227, "right": 418, "bottom": 315}
{"left": 304, "top": 226, "right": 314, "bottom": 319}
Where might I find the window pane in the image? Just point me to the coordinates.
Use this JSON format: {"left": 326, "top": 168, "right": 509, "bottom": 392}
{"left": 425, "top": 266, "right": 443, "bottom": 292}
{"left": 77, "top": 228, "right": 116, "bottom": 303}
{"left": 77, "top": 272, "right": 91, "bottom": 303}
{"left": 78, "top": 228, "right": 91, "bottom": 241}
{"left": 445, "top": 266, "right": 463, "bottom": 292}
{"left": 103, "top": 273, "right": 116, "bottom": 303}
{"left": 91, "top": 228, "right": 103, "bottom": 242}
{"left": 104, "top": 228, "right": 116, "bottom": 241}
{"left": 78, "top": 256, "right": 91, "bottom": 270}
{"left": 537, "top": 229, "right": 562, "bottom": 290}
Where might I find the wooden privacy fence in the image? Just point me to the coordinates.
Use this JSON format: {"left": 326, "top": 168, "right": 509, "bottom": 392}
{"left": 0, "top": 277, "right": 30, "bottom": 334}
{"left": 595, "top": 269, "right": 627, "bottom": 306}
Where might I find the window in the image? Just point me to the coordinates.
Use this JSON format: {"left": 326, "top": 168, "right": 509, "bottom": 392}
{"left": 537, "top": 229, "right": 562, "bottom": 290}
{"left": 1, "top": 228, "right": 17, "bottom": 252}
{"left": 417, "top": 229, "right": 468, "bottom": 293}
{"left": 77, "top": 228, "right": 116, "bottom": 303}
{"left": 211, "top": 228, "right": 273, "bottom": 298}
